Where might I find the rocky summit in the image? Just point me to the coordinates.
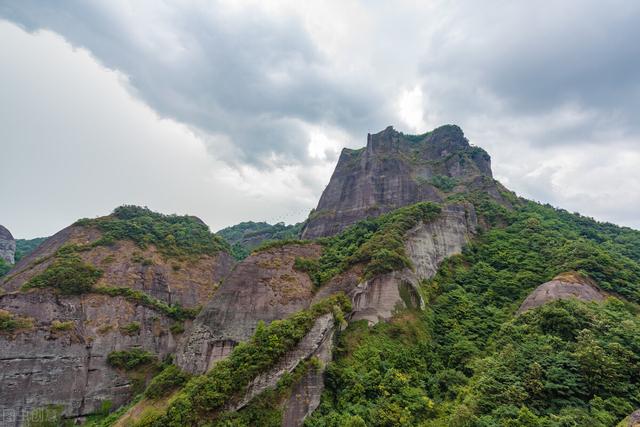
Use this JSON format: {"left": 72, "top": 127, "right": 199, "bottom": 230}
{"left": 301, "top": 125, "right": 507, "bottom": 239}
{"left": 2, "top": 126, "right": 640, "bottom": 427}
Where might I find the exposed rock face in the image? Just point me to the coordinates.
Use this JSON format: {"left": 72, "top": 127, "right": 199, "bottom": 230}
{"left": 0, "top": 224, "right": 16, "bottom": 264}
{"left": 2, "top": 224, "right": 236, "bottom": 307}
{"left": 0, "top": 290, "right": 179, "bottom": 426}
{"left": 517, "top": 272, "right": 606, "bottom": 314}
{"left": 282, "top": 317, "right": 334, "bottom": 427}
{"left": 177, "top": 243, "right": 322, "bottom": 374}
{"left": 302, "top": 125, "right": 498, "bottom": 239}
{"left": 178, "top": 204, "right": 476, "bottom": 380}
{"left": 0, "top": 222, "right": 235, "bottom": 424}
{"left": 629, "top": 409, "right": 640, "bottom": 427}
{"left": 229, "top": 313, "right": 335, "bottom": 413}
{"left": 314, "top": 204, "right": 477, "bottom": 324}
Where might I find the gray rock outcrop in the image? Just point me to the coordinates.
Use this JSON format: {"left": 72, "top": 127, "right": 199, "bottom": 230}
{"left": 629, "top": 409, "right": 640, "bottom": 427}
{"left": 176, "top": 243, "right": 322, "bottom": 374}
{"left": 282, "top": 317, "right": 334, "bottom": 427}
{"left": 230, "top": 313, "right": 335, "bottom": 413}
{"left": 302, "top": 125, "right": 500, "bottom": 239}
{"left": 0, "top": 225, "right": 16, "bottom": 264}
{"left": 2, "top": 224, "right": 235, "bottom": 306}
{"left": 0, "top": 220, "right": 235, "bottom": 424}
{"left": 517, "top": 272, "right": 606, "bottom": 314}
{"left": 0, "top": 291, "right": 179, "bottom": 426}
{"left": 314, "top": 204, "right": 477, "bottom": 324}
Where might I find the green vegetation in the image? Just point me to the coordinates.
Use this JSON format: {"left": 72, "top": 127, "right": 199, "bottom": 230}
{"left": 76, "top": 205, "right": 230, "bottom": 258}
{"left": 308, "top": 197, "right": 640, "bottom": 426}
{"left": 130, "top": 294, "right": 351, "bottom": 426}
{"left": 218, "top": 220, "right": 304, "bottom": 260}
{"left": 0, "top": 309, "right": 33, "bottom": 333}
{"left": 295, "top": 202, "right": 442, "bottom": 287}
{"left": 169, "top": 322, "right": 185, "bottom": 335}
{"left": 120, "top": 321, "right": 141, "bottom": 335}
{"left": 429, "top": 175, "right": 458, "bottom": 192}
{"left": 22, "top": 249, "right": 102, "bottom": 295}
{"left": 217, "top": 358, "right": 321, "bottom": 426}
{"left": 0, "top": 258, "right": 10, "bottom": 277}
{"left": 253, "top": 238, "right": 312, "bottom": 254}
{"left": 85, "top": 395, "right": 143, "bottom": 427}
{"left": 144, "top": 364, "right": 191, "bottom": 399}
{"left": 50, "top": 320, "right": 74, "bottom": 332}
{"left": 25, "top": 405, "right": 72, "bottom": 427}
{"left": 107, "top": 349, "right": 156, "bottom": 370}
{"left": 15, "top": 237, "right": 47, "bottom": 262}
{"left": 93, "top": 286, "right": 200, "bottom": 320}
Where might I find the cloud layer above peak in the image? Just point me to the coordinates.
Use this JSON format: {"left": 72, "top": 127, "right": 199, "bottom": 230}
{"left": 1, "top": 0, "right": 639, "bottom": 236}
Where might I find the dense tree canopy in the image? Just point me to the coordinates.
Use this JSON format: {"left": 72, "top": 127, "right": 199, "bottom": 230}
{"left": 307, "top": 197, "right": 640, "bottom": 426}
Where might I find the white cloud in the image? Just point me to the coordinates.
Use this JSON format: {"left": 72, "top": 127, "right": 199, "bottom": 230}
{"left": 0, "top": 21, "right": 330, "bottom": 237}
{"left": 397, "top": 86, "right": 426, "bottom": 133}
{"left": 1, "top": 0, "right": 639, "bottom": 236}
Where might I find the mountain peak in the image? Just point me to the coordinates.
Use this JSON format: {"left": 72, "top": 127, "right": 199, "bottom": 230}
{"left": 301, "top": 124, "right": 501, "bottom": 238}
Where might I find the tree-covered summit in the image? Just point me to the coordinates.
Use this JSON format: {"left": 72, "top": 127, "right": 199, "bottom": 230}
{"left": 75, "top": 205, "right": 231, "bottom": 258}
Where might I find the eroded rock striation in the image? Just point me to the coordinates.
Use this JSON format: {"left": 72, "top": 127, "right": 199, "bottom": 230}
{"left": 302, "top": 125, "right": 501, "bottom": 239}
{"left": 0, "top": 224, "right": 16, "bottom": 265}
{"left": 177, "top": 243, "right": 322, "bottom": 374}
{"left": 0, "top": 216, "right": 235, "bottom": 424}
{"left": 230, "top": 313, "right": 335, "bottom": 414}
{"left": 0, "top": 291, "right": 179, "bottom": 425}
{"left": 2, "top": 224, "right": 235, "bottom": 306}
{"left": 517, "top": 272, "right": 606, "bottom": 314}
{"left": 314, "top": 204, "right": 477, "bottom": 324}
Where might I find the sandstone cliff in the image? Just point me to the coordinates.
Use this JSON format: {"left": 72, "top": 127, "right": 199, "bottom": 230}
{"left": 313, "top": 204, "right": 477, "bottom": 324}
{"left": 0, "top": 209, "right": 235, "bottom": 424}
{"left": 175, "top": 202, "right": 476, "bottom": 426}
{"left": 0, "top": 224, "right": 16, "bottom": 265}
{"left": 177, "top": 243, "right": 322, "bottom": 374}
{"left": 517, "top": 272, "right": 606, "bottom": 314}
{"left": 302, "top": 125, "right": 501, "bottom": 239}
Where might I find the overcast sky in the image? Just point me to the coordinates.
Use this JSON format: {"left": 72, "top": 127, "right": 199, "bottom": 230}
{"left": 1, "top": 1, "right": 639, "bottom": 238}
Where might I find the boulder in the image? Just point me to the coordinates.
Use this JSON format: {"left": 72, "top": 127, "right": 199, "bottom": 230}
{"left": 517, "top": 272, "right": 606, "bottom": 314}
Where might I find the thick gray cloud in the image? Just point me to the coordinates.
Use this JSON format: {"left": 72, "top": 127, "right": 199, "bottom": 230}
{"left": 0, "top": 1, "right": 386, "bottom": 166}
{"left": 1, "top": 1, "right": 639, "bottom": 237}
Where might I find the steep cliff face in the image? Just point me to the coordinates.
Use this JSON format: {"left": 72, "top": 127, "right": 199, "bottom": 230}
{"left": 0, "top": 291, "right": 179, "bottom": 425}
{"left": 0, "top": 224, "right": 16, "bottom": 265}
{"left": 302, "top": 125, "right": 499, "bottom": 239}
{"left": 170, "top": 204, "right": 476, "bottom": 426}
{"left": 314, "top": 204, "right": 477, "bottom": 324}
{"left": 517, "top": 272, "right": 606, "bottom": 314}
{"left": 2, "top": 224, "right": 235, "bottom": 306}
{"left": 177, "top": 243, "right": 322, "bottom": 374}
{"left": 0, "top": 209, "right": 235, "bottom": 423}
{"left": 230, "top": 313, "right": 335, "bottom": 413}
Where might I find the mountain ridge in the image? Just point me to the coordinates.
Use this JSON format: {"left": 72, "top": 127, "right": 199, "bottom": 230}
{"left": 1, "top": 126, "right": 640, "bottom": 426}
